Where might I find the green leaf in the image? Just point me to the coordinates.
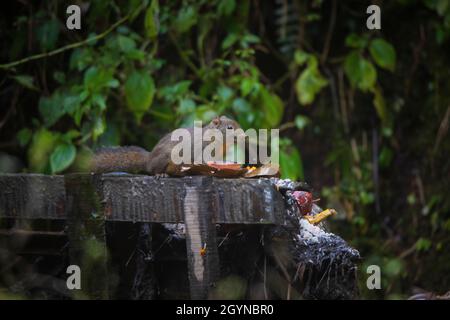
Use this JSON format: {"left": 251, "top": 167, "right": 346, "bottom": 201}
{"left": 416, "top": 238, "right": 432, "bottom": 252}
{"left": 117, "top": 35, "right": 136, "bottom": 53}
{"left": 53, "top": 71, "right": 66, "bottom": 84}
{"left": 279, "top": 144, "right": 304, "bottom": 180}
{"left": 437, "top": 0, "right": 449, "bottom": 15}
{"left": 63, "top": 94, "right": 81, "bottom": 115}
{"left": 407, "top": 193, "right": 416, "bottom": 205}
{"left": 84, "top": 66, "right": 116, "bottom": 92}
{"left": 62, "top": 130, "right": 80, "bottom": 142}
{"left": 159, "top": 80, "right": 191, "bottom": 102}
{"left": 379, "top": 146, "right": 393, "bottom": 168}
{"left": 345, "top": 33, "right": 368, "bottom": 49}
{"left": 106, "top": 79, "right": 120, "bottom": 88}
{"left": 371, "top": 86, "right": 387, "bottom": 122}
{"left": 97, "top": 123, "right": 120, "bottom": 147}
{"left": 144, "top": 0, "right": 159, "bottom": 38}
{"left": 28, "top": 129, "right": 59, "bottom": 173}
{"left": 174, "top": 6, "right": 197, "bottom": 33}
{"left": 39, "top": 92, "right": 66, "bottom": 127}
{"left": 240, "top": 77, "right": 256, "bottom": 96}
{"left": 92, "top": 93, "right": 107, "bottom": 111}
{"left": 344, "top": 51, "right": 377, "bottom": 91}
{"left": 217, "top": 86, "right": 234, "bottom": 101}
{"left": 125, "top": 49, "right": 146, "bottom": 60}
{"left": 443, "top": 219, "right": 450, "bottom": 232}
{"left": 294, "top": 50, "right": 310, "bottom": 65}
{"left": 125, "top": 70, "right": 155, "bottom": 122}
{"left": 83, "top": 67, "right": 100, "bottom": 89}
{"left": 306, "top": 13, "right": 320, "bottom": 22}
{"left": 12, "top": 75, "right": 38, "bottom": 91}
{"left": 50, "top": 143, "right": 76, "bottom": 173}
{"left": 178, "top": 98, "right": 196, "bottom": 114}
{"left": 257, "top": 88, "right": 284, "bottom": 127}
{"left": 384, "top": 258, "right": 404, "bottom": 277}
{"left": 195, "top": 106, "right": 217, "bottom": 123}
{"left": 232, "top": 98, "right": 254, "bottom": 128}
{"left": 295, "top": 60, "right": 328, "bottom": 105}
{"left": 241, "top": 34, "right": 260, "bottom": 46}
{"left": 218, "top": 0, "right": 236, "bottom": 16}
{"left": 222, "top": 33, "right": 239, "bottom": 49}
{"left": 70, "top": 48, "right": 93, "bottom": 71}
{"left": 369, "top": 38, "right": 396, "bottom": 71}
{"left": 17, "top": 128, "right": 32, "bottom": 147}
{"left": 35, "top": 19, "right": 60, "bottom": 51}
{"left": 359, "top": 191, "right": 374, "bottom": 205}
{"left": 232, "top": 98, "right": 251, "bottom": 113}
{"left": 294, "top": 115, "right": 310, "bottom": 130}
{"left": 128, "top": 0, "right": 146, "bottom": 21}
{"left": 92, "top": 117, "right": 106, "bottom": 141}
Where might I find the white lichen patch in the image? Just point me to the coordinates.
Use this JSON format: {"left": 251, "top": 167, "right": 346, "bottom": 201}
{"left": 163, "top": 223, "right": 186, "bottom": 239}
{"left": 274, "top": 178, "right": 295, "bottom": 189}
{"left": 296, "top": 218, "right": 330, "bottom": 244}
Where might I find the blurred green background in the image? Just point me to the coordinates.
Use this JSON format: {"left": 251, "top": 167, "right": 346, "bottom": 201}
{"left": 0, "top": 0, "right": 449, "bottom": 299}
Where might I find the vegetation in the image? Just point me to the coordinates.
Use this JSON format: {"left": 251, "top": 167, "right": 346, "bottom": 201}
{"left": 0, "top": 0, "right": 449, "bottom": 299}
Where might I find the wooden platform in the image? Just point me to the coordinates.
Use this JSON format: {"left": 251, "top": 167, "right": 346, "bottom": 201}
{"left": 0, "top": 173, "right": 285, "bottom": 224}
{"left": 0, "top": 173, "right": 286, "bottom": 299}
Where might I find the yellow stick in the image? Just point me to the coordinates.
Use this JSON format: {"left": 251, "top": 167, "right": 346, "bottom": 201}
{"left": 304, "top": 209, "right": 337, "bottom": 225}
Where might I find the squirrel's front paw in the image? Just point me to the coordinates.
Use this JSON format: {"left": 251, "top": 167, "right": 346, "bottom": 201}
{"left": 154, "top": 173, "right": 169, "bottom": 179}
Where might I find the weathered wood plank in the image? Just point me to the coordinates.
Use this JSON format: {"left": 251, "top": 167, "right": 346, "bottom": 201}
{"left": 0, "top": 174, "right": 285, "bottom": 224}
{"left": 0, "top": 174, "right": 66, "bottom": 219}
{"left": 65, "top": 174, "right": 109, "bottom": 299}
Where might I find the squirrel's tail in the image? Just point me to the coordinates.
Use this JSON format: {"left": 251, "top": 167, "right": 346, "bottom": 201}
{"left": 90, "top": 146, "right": 151, "bottom": 173}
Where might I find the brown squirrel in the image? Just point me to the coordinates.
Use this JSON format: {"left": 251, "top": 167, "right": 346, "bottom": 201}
{"left": 91, "top": 115, "right": 241, "bottom": 175}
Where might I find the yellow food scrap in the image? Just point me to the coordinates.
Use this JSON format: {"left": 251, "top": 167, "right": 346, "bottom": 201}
{"left": 200, "top": 243, "right": 207, "bottom": 256}
{"left": 304, "top": 209, "right": 337, "bottom": 225}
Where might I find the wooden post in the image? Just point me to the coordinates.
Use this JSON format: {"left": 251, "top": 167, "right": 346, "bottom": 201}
{"left": 65, "top": 173, "right": 109, "bottom": 299}
{"left": 131, "top": 223, "right": 156, "bottom": 299}
{"left": 183, "top": 177, "right": 220, "bottom": 299}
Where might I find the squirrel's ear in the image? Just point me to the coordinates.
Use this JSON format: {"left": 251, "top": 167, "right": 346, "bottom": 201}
{"left": 212, "top": 117, "right": 220, "bottom": 126}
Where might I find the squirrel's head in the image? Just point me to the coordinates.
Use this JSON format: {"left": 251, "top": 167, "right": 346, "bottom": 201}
{"left": 208, "top": 115, "right": 241, "bottom": 132}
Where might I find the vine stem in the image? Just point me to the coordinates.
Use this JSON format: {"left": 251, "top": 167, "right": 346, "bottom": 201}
{"left": 320, "top": 0, "right": 337, "bottom": 64}
{"left": 168, "top": 31, "right": 201, "bottom": 77}
{"left": 0, "top": 5, "right": 146, "bottom": 70}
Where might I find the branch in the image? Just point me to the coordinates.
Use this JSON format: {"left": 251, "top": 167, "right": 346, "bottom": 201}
{"left": 0, "top": 87, "right": 19, "bottom": 130}
{"left": 168, "top": 31, "right": 201, "bottom": 77}
{"left": 320, "top": 0, "right": 337, "bottom": 64}
{"left": 279, "top": 121, "right": 296, "bottom": 132}
{"left": 273, "top": 69, "right": 296, "bottom": 91}
{"left": 0, "top": 5, "right": 146, "bottom": 70}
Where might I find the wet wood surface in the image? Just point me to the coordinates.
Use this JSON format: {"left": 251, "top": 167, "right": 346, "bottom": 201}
{"left": 0, "top": 173, "right": 286, "bottom": 299}
{"left": 0, "top": 173, "right": 285, "bottom": 224}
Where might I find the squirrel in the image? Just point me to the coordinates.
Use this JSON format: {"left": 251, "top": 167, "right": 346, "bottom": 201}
{"left": 91, "top": 115, "right": 241, "bottom": 176}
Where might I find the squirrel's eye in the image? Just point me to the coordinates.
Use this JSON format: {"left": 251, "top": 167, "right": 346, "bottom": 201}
{"left": 227, "top": 125, "right": 233, "bottom": 130}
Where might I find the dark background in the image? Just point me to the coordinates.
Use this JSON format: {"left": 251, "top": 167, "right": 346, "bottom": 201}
{"left": 0, "top": 0, "right": 449, "bottom": 299}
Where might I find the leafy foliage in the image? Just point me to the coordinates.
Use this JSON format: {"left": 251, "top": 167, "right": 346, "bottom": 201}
{"left": 295, "top": 51, "right": 328, "bottom": 105}
{"left": 0, "top": 0, "right": 449, "bottom": 299}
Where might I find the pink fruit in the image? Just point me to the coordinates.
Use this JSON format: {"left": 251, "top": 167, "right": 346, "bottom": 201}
{"left": 292, "top": 191, "right": 313, "bottom": 215}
